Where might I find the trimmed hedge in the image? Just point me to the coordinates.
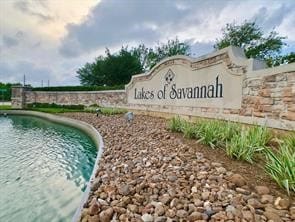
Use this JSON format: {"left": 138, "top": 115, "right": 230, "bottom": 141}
{"left": 32, "top": 85, "right": 125, "bottom": 91}
{"left": 27, "top": 103, "right": 85, "bottom": 110}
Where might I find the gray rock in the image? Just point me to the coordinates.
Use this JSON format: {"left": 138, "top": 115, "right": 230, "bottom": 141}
{"left": 141, "top": 213, "right": 154, "bottom": 222}
{"left": 99, "top": 208, "right": 114, "bottom": 222}
{"left": 118, "top": 184, "right": 131, "bottom": 196}
{"left": 261, "top": 194, "right": 274, "bottom": 204}
{"left": 176, "top": 209, "right": 188, "bottom": 218}
{"left": 229, "top": 174, "right": 246, "bottom": 187}
{"left": 154, "top": 216, "right": 167, "bottom": 222}
{"left": 187, "top": 212, "right": 203, "bottom": 221}
{"left": 155, "top": 204, "right": 165, "bottom": 216}
{"left": 255, "top": 186, "right": 270, "bottom": 195}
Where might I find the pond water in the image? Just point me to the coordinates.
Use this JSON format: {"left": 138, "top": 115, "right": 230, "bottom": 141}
{"left": 0, "top": 115, "right": 97, "bottom": 222}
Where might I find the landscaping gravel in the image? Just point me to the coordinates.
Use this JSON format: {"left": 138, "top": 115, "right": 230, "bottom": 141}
{"left": 64, "top": 113, "right": 295, "bottom": 222}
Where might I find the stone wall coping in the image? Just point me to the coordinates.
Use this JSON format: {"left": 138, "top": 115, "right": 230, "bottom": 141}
{"left": 246, "top": 62, "right": 295, "bottom": 78}
{"left": 125, "top": 46, "right": 265, "bottom": 90}
{"left": 0, "top": 110, "right": 104, "bottom": 222}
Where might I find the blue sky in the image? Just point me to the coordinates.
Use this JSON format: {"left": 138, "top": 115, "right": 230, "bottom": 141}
{"left": 0, "top": 0, "right": 294, "bottom": 86}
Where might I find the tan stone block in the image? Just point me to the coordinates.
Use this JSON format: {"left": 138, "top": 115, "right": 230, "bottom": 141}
{"left": 248, "top": 96, "right": 260, "bottom": 104}
{"left": 270, "top": 87, "right": 283, "bottom": 93}
{"left": 287, "top": 72, "right": 295, "bottom": 82}
{"left": 261, "top": 105, "right": 273, "bottom": 112}
{"left": 201, "top": 108, "right": 208, "bottom": 112}
{"left": 253, "top": 112, "right": 266, "bottom": 118}
{"left": 288, "top": 104, "right": 295, "bottom": 112}
{"left": 282, "top": 87, "right": 294, "bottom": 97}
{"left": 276, "top": 81, "right": 288, "bottom": 87}
{"left": 259, "top": 98, "right": 274, "bottom": 105}
{"left": 247, "top": 79, "right": 263, "bottom": 87}
{"left": 223, "top": 109, "right": 231, "bottom": 114}
{"left": 268, "top": 112, "right": 280, "bottom": 119}
{"left": 207, "top": 108, "right": 219, "bottom": 113}
{"left": 240, "top": 108, "right": 253, "bottom": 116}
{"left": 258, "top": 89, "right": 271, "bottom": 97}
{"left": 281, "top": 111, "right": 295, "bottom": 121}
{"left": 229, "top": 109, "right": 240, "bottom": 114}
{"left": 283, "top": 97, "right": 295, "bottom": 103}
{"left": 264, "top": 75, "right": 276, "bottom": 82}
{"left": 270, "top": 93, "right": 282, "bottom": 98}
{"left": 264, "top": 82, "right": 277, "bottom": 88}
{"left": 276, "top": 74, "right": 287, "bottom": 81}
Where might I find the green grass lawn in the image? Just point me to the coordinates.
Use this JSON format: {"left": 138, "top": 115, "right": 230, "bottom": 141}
{"left": 0, "top": 105, "right": 11, "bottom": 110}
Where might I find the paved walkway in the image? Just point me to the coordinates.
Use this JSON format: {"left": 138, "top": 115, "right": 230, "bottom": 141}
{"left": 64, "top": 113, "right": 294, "bottom": 222}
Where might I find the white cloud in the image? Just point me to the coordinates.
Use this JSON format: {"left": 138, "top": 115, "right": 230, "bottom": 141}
{"left": 0, "top": 0, "right": 294, "bottom": 86}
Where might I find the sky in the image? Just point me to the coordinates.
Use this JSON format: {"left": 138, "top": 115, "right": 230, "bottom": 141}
{"left": 0, "top": 0, "right": 294, "bottom": 86}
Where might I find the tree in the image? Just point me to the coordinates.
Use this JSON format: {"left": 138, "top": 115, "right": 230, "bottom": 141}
{"left": 147, "top": 38, "right": 190, "bottom": 69}
{"left": 77, "top": 38, "right": 191, "bottom": 86}
{"left": 270, "top": 52, "right": 295, "bottom": 67}
{"left": 77, "top": 47, "right": 143, "bottom": 86}
{"left": 0, "top": 82, "right": 15, "bottom": 101}
{"left": 214, "top": 21, "right": 287, "bottom": 66}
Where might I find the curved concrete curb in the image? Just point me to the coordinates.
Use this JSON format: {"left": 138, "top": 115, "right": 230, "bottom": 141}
{"left": 0, "top": 110, "right": 104, "bottom": 222}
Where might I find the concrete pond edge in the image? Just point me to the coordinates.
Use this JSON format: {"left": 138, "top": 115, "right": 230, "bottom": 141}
{"left": 0, "top": 110, "right": 104, "bottom": 222}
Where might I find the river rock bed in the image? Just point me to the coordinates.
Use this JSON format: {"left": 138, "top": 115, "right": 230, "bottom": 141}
{"left": 64, "top": 113, "right": 295, "bottom": 222}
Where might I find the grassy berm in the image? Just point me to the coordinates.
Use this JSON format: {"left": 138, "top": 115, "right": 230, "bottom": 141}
{"left": 64, "top": 113, "right": 294, "bottom": 222}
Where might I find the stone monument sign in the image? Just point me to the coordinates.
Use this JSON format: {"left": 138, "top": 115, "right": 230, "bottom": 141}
{"left": 126, "top": 47, "right": 259, "bottom": 109}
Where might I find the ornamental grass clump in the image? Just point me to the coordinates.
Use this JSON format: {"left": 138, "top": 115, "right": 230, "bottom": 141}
{"left": 219, "top": 121, "right": 241, "bottom": 143}
{"left": 100, "top": 107, "right": 127, "bottom": 116}
{"left": 226, "top": 126, "right": 271, "bottom": 163}
{"left": 264, "top": 135, "right": 295, "bottom": 195}
{"left": 182, "top": 121, "right": 199, "bottom": 139}
{"left": 84, "top": 106, "right": 127, "bottom": 115}
{"left": 168, "top": 116, "right": 185, "bottom": 133}
{"left": 195, "top": 120, "right": 227, "bottom": 148}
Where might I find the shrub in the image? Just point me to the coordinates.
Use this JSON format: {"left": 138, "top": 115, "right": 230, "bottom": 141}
{"left": 100, "top": 107, "right": 127, "bottom": 116}
{"left": 84, "top": 106, "right": 127, "bottom": 116}
{"left": 28, "top": 103, "right": 85, "bottom": 110}
{"left": 168, "top": 117, "right": 241, "bottom": 148}
{"left": 195, "top": 120, "right": 223, "bottom": 148}
{"left": 248, "top": 125, "right": 272, "bottom": 148}
{"left": 182, "top": 121, "right": 198, "bottom": 139}
{"left": 194, "top": 120, "right": 240, "bottom": 148}
{"left": 226, "top": 126, "right": 271, "bottom": 163}
{"left": 220, "top": 121, "right": 241, "bottom": 142}
{"left": 265, "top": 141, "right": 295, "bottom": 195}
{"left": 168, "top": 116, "right": 185, "bottom": 133}
{"left": 281, "top": 133, "right": 295, "bottom": 148}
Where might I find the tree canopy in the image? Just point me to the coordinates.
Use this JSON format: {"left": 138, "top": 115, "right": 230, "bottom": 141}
{"left": 78, "top": 23, "right": 294, "bottom": 86}
{"left": 0, "top": 82, "right": 14, "bottom": 101}
{"left": 77, "top": 38, "right": 190, "bottom": 86}
{"left": 214, "top": 20, "right": 294, "bottom": 66}
{"left": 78, "top": 47, "right": 143, "bottom": 86}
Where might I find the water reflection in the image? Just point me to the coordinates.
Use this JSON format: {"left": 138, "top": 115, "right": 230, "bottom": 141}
{"left": 0, "top": 115, "right": 97, "bottom": 222}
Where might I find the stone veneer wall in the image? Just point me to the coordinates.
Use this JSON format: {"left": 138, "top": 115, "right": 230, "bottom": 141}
{"left": 24, "top": 90, "right": 127, "bottom": 107}
{"left": 122, "top": 67, "right": 295, "bottom": 130}
{"left": 241, "top": 71, "right": 294, "bottom": 123}
{"left": 11, "top": 69, "right": 295, "bottom": 130}
{"left": 11, "top": 47, "right": 295, "bottom": 130}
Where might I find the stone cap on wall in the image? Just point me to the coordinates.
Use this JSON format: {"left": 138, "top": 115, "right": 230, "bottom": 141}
{"left": 125, "top": 46, "right": 266, "bottom": 90}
